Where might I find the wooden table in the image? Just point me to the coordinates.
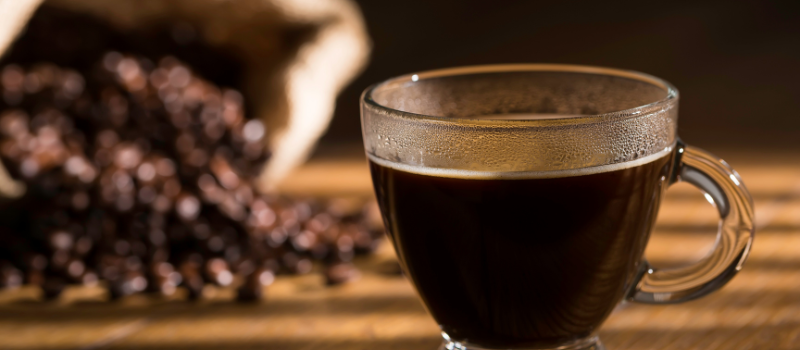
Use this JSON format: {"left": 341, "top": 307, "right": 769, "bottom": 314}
{"left": 1, "top": 149, "right": 799, "bottom": 350}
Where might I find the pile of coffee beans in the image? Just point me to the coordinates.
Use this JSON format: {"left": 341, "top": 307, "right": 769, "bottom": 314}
{"left": 0, "top": 52, "right": 381, "bottom": 301}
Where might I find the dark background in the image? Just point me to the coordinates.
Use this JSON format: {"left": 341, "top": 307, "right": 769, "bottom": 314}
{"left": 320, "top": 0, "right": 800, "bottom": 152}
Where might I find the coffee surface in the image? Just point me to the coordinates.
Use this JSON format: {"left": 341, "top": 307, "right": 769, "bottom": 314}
{"left": 370, "top": 152, "right": 673, "bottom": 348}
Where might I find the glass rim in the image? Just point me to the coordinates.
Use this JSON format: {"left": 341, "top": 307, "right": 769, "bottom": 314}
{"left": 362, "top": 63, "right": 679, "bottom": 126}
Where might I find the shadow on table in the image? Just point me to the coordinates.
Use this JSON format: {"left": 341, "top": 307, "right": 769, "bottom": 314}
{"left": 0, "top": 323, "right": 798, "bottom": 350}
{"left": 0, "top": 284, "right": 798, "bottom": 322}
{"left": 0, "top": 338, "right": 443, "bottom": 350}
{"left": 0, "top": 292, "right": 427, "bottom": 320}
{"left": 600, "top": 323, "right": 800, "bottom": 350}
{"left": 654, "top": 223, "right": 798, "bottom": 235}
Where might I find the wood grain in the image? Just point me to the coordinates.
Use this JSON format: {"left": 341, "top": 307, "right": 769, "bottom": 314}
{"left": 0, "top": 152, "right": 798, "bottom": 350}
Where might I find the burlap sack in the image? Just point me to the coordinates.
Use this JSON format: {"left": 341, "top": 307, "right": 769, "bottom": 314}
{"left": 0, "top": 0, "right": 370, "bottom": 196}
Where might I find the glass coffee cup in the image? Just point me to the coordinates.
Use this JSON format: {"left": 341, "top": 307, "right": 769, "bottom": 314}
{"left": 360, "top": 65, "right": 755, "bottom": 350}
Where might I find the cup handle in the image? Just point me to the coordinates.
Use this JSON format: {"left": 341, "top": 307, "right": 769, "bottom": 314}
{"left": 629, "top": 141, "right": 755, "bottom": 304}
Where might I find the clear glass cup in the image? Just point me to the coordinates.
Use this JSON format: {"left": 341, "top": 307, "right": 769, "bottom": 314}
{"left": 360, "top": 64, "right": 755, "bottom": 350}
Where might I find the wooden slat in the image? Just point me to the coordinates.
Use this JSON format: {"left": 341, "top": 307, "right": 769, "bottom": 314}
{"left": 0, "top": 151, "right": 798, "bottom": 350}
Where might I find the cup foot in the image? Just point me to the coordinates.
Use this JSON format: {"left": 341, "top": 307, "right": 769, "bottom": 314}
{"left": 437, "top": 334, "right": 604, "bottom": 350}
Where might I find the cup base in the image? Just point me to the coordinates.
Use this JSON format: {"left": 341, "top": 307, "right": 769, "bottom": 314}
{"left": 438, "top": 335, "right": 605, "bottom": 350}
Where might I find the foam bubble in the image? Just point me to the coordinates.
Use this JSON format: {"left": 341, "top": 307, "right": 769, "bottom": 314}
{"left": 368, "top": 145, "right": 673, "bottom": 180}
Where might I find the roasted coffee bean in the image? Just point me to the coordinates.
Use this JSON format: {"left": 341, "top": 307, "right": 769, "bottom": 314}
{"left": 178, "top": 260, "right": 205, "bottom": 300}
{"left": 0, "top": 48, "right": 384, "bottom": 302}
{"left": 204, "top": 258, "right": 233, "bottom": 287}
{"left": 80, "top": 270, "right": 99, "bottom": 286}
{"left": 25, "top": 269, "right": 45, "bottom": 287}
{"left": 41, "top": 275, "right": 66, "bottom": 300}
{"left": 65, "top": 258, "right": 86, "bottom": 281}
{"left": 108, "top": 271, "right": 148, "bottom": 300}
{"left": 0, "top": 262, "right": 23, "bottom": 289}
{"left": 324, "top": 262, "right": 360, "bottom": 286}
{"left": 146, "top": 261, "right": 181, "bottom": 296}
{"left": 236, "top": 267, "right": 274, "bottom": 302}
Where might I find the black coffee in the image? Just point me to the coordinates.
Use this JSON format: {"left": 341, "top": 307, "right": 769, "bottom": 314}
{"left": 370, "top": 153, "right": 673, "bottom": 348}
